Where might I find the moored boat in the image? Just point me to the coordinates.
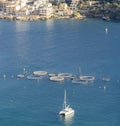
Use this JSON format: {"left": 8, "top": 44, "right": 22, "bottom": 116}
{"left": 59, "top": 89, "right": 75, "bottom": 117}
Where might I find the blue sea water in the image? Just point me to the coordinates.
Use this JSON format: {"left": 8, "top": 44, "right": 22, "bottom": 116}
{"left": 0, "top": 19, "right": 120, "bottom": 126}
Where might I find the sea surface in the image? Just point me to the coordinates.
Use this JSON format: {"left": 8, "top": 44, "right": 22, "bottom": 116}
{"left": 0, "top": 18, "right": 120, "bottom": 126}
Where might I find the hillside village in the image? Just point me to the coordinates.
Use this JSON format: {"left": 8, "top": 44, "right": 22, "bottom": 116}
{"left": 0, "top": 0, "right": 120, "bottom": 21}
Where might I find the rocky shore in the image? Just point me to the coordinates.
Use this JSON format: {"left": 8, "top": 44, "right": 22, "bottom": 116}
{"left": 85, "top": 7, "right": 120, "bottom": 21}
{"left": 0, "top": 13, "right": 86, "bottom": 21}
{"left": 0, "top": 10, "right": 120, "bottom": 22}
{"left": 0, "top": 14, "right": 50, "bottom": 21}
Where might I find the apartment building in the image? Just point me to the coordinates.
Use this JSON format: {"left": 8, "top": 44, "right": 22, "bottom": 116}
{"left": 39, "top": 3, "right": 53, "bottom": 17}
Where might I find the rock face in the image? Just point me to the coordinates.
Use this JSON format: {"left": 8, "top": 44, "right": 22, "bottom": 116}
{"left": 0, "top": 14, "right": 53, "bottom": 21}
{"left": 81, "top": 4, "right": 120, "bottom": 21}
{"left": 0, "top": 15, "right": 16, "bottom": 20}
{"left": 16, "top": 15, "right": 51, "bottom": 21}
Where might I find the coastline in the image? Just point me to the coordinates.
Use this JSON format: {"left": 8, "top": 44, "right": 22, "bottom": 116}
{"left": 0, "top": 0, "right": 120, "bottom": 22}
{"left": 0, "top": 14, "right": 86, "bottom": 21}
{"left": 0, "top": 12, "right": 120, "bottom": 21}
{"left": 0, "top": 7, "right": 120, "bottom": 22}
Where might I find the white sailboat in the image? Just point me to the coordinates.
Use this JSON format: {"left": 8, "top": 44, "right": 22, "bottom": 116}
{"left": 59, "top": 89, "right": 75, "bottom": 117}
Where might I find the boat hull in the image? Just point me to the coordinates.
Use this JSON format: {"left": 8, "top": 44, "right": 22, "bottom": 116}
{"left": 59, "top": 109, "right": 75, "bottom": 116}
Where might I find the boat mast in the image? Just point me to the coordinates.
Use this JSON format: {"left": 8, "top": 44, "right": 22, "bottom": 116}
{"left": 63, "top": 89, "right": 67, "bottom": 109}
{"left": 78, "top": 67, "right": 81, "bottom": 77}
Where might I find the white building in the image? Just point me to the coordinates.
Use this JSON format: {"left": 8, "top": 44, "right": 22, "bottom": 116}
{"left": 70, "top": 0, "right": 79, "bottom": 10}
{"left": 39, "top": 3, "right": 53, "bottom": 17}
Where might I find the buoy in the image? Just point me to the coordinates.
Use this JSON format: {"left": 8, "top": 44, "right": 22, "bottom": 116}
{"left": 105, "top": 28, "right": 108, "bottom": 33}
{"left": 23, "top": 68, "right": 27, "bottom": 74}
{"left": 103, "top": 86, "right": 106, "bottom": 90}
{"left": 23, "top": 68, "right": 26, "bottom": 71}
{"left": 3, "top": 74, "right": 6, "bottom": 79}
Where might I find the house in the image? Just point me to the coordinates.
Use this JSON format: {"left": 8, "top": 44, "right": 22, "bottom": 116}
{"left": 6, "top": 2, "right": 16, "bottom": 14}
{"left": 70, "top": 0, "right": 79, "bottom": 10}
{"left": 0, "top": 1, "right": 8, "bottom": 12}
{"left": 39, "top": 3, "right": 53, "bottom": 17}
{"left": 86, "top": 1, "right": 100, "bottom": 6}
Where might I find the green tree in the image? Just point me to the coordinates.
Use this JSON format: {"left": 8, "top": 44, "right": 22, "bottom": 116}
{"left": 52, "top": 0, "right": 59, "bottom": 5}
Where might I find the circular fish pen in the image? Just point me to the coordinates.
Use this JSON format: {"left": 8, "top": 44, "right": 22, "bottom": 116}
{"left": 58, "top": 73, "right": 73, "bottom": 78}
{"left": 80, "top": 76, "right": 95, "bottom": 82}
{"left": 49, "top": 76, "right": 64, "bottom": 82}
{"left": 33, "top": 71, "right": 47, "bottom": 76}
{"left": 17, "top": 74, "right": 25, "bottom": 78}
{"left": 48, "top": 73, "right": 57, "bottom": 77}
{"left": 27, "top": 75, "right": 43, "bottom": 80}
{"left": 72, "top": 78, "right": 88, "bottom": 84}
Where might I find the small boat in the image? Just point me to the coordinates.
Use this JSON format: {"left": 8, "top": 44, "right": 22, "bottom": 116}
{"left": 59, "top": 89, "right": 75, "bottom": 117}
{"left": 102, "top": 16, "right": 110, "bottom": 21}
